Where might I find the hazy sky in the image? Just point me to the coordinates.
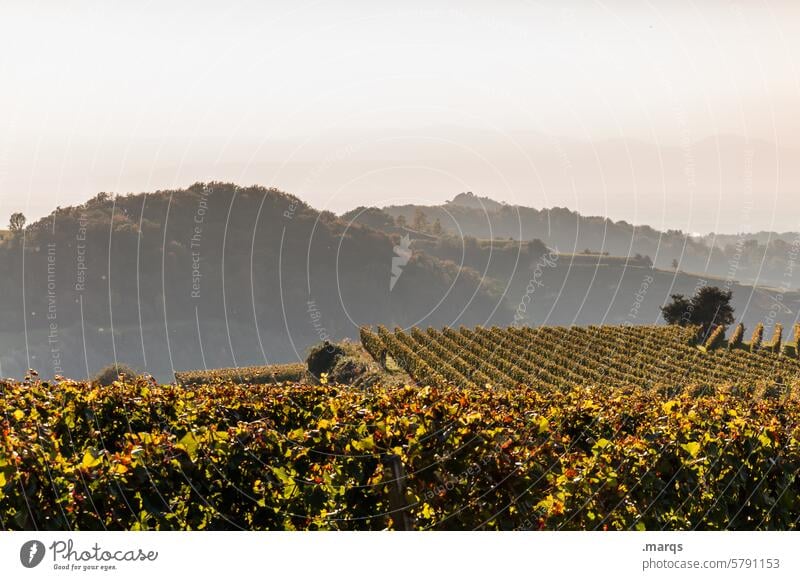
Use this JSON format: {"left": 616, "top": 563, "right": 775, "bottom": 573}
{"left": 1, "top": 0, "right": 798, "bottom": 232}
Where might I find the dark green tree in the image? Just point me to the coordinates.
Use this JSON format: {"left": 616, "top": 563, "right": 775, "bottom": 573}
{"left": 661, "top": 286, "right": 734, "bottom": 332}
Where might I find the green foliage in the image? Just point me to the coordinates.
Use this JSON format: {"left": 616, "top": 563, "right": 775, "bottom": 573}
{"left": 3, "top": 377, "right": 800, "bottom": 530}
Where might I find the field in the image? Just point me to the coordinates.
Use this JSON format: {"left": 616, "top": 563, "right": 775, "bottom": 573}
{"left": 2, "top": 323, "right": 800, "bottom": 531}
{"left": 360, "top": 323, "right": 800, "bottom": 390}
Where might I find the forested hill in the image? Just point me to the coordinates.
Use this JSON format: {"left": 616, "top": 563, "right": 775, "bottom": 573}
{"left": 375, "top": 192, "right": 800, "bottom": 289}
{"left": 4, "top": 183, "right": 800, "bottom": 382}
{"left": 0, "top": 183, "right": 505, "bottom": 381}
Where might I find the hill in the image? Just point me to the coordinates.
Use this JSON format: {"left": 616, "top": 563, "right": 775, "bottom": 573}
{"left": 374, "top": 196, "right": 800, "bottom": 289}
{"left": 5, "top": 183, "right": 800, "bottom": 382}
{"left": 350, "top": 231, "right": 800, "bottom": 332}
{"left": 0, "top": 183, "right": 502, "bottom": 381}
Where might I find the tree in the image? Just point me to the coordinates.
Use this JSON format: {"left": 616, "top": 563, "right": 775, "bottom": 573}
{"left": 395, "top": 215, "right": 407, "bottom": 229}
{"left": 8, "top": 212, "right": 26, "bottom": 234}
{"left": 431, "top": 218, "right": 443, "bottom": 236}
{"left": 661, "top": 294, "right": 693, "bottom": 326}
{"left": 412, "top": 209, "right": 429, "bottom": 232}
{"left": 661, "top": 286, "right": 734, "bottom": 332}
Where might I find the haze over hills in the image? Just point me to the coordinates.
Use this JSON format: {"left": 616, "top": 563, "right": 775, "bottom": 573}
{"left": 7, "top": 128, "right": 799, "bottom": 236}
{"left": 376, "top": 192, "right": 800, "bottom": 290}
{"left": 0, "top": 184, "right": 501, "bottom": 381}
{"left": 3, "top": 183, "right": 800, "bottom": 382}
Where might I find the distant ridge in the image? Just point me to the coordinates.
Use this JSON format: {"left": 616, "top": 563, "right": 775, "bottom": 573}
{"left": 377, "top": 195, "right": 800, "bottom": 289}
{"left": 447, "top": 191, "right": 504, "bottom": 212}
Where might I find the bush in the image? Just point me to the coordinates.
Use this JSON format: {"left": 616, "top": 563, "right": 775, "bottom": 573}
{"left": 330, "top": 357, "right": 368, "bottom": 384}
{"left": 93, "top": 363, "right": 138, "bottom": 386}
{"left": 306, "top": 341, "right": 345, "bottom": 377}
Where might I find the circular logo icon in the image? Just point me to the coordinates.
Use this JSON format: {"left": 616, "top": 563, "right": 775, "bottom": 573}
{"left": 20, "top": 540, "right": 46, "bottom": 568}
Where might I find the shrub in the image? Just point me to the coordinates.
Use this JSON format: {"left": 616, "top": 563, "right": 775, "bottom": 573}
{"left": 93, "top": 363, "right": 137, "bottom": 386}
{"left": 306, "top": 341, "right": 346, "bottom": 377}
{"left": 330, "top": 357, "right": 368, "bottom": 384}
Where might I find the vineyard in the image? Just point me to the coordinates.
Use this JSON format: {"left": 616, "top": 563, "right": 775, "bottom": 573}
{"left": 360, "top": 323, "right": 800, "bottom": 390}
{"left": 3, "top": 376, "right": 800, "bottom": 530}
{"left": 175, "top": 363, "right": 307, "bottom": 387}
{"left": 3, "top": 323, "right": 800, "bottom": 531}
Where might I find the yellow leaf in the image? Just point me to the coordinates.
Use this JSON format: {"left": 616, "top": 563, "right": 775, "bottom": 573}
{"left": 594, "top": 438, "right": 611, "bottom": 449}
{"left": 421, "top": 503, "right": 434, "bottom": 518}
{"left": 351, "top": 435, "right": 375, "bottom": 452}
{"left": 81, "top": 449, "right": 103, "bottom": 469}
{"left": 13, "top": 409, "right": 24, "bottom": 421}
{"left": 110, "top": 463, "right": 128, "bottom": 475}
{"left": 537, "top": 416, "right": 549, "bottom": 434}
{"left": 177, "top": 432, "right": 200, "bottom": 460}
{"left": 662, "top": 400, "right": 679, "bottom": 414}
{"left": 681, "top": 441, "right": 701, "bottom": 458}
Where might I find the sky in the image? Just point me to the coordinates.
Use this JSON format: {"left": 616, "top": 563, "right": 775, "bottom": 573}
{"left": 1, "top": 0, "right": 798, "bottom": 233}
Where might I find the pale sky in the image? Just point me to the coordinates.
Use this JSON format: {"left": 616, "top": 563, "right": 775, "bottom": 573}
{"left": 1, "top": 0, "right": 798, "bottom": 233}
